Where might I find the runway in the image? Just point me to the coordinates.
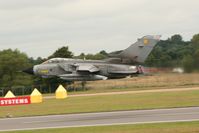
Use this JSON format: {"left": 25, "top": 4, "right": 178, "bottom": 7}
{"left": 0, "top": 107, "right": 199, "bottom": 132}
{"left": 44, "top": 87, "right": 199, "bottom": 99}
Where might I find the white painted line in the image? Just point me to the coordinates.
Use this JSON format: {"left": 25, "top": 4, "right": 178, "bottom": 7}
{"left": 1, "top": 107, "right": 199, "bottom": 121}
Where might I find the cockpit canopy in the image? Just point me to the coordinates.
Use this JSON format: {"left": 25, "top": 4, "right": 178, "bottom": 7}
{"left": 42, "top": 58, "right": 83, "bottom": 64}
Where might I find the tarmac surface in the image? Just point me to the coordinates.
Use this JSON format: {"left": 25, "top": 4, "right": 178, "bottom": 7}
{"left": 44, "top": 87, "right": 199, "bottom": 99}
{"left": 0, "top": 107, "right": 199, "bottom": 131}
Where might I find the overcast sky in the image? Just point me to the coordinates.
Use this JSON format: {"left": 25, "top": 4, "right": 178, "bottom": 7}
{"left": 0, "top": 0, "right": 199, "bottom": 58}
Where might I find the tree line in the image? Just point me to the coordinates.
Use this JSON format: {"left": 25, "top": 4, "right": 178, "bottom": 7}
{"left": 146, "top": 34, "right": 199, "bottom": 72}
{"left": 0, "top": 33, "right": 199, "bottom": 94}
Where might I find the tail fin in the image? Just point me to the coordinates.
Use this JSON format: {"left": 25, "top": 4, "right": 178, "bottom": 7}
{"left": 119, "top": 35, "right": 161, "bottom": 63}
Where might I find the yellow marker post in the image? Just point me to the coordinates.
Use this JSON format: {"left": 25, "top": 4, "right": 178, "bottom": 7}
{"left": 55, "top": 85, "right": 67, "bottom": 99}
{"left": 30, "top": 88, "right": 42, "bottom": 103}
{"left": 144, "top": 39, "right": 149, "bottom": 45}
{"left": 4, "top": 91, "right": 15, "bottom": 98}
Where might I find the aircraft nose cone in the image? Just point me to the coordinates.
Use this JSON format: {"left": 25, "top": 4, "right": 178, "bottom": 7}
{"left": 22, "top": 67, "right": 34, "bottom": 75}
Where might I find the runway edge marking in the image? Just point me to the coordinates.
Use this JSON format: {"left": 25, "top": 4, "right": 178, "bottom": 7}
{"left": 0, "top": 119, "right": 199, "bottom": 132}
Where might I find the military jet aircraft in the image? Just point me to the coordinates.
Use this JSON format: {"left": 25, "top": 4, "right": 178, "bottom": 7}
{"left": 23, "top": 35, "right": 160, "bottom": 81}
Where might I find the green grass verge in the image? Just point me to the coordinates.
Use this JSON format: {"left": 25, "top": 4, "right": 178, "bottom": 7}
{"left": 3, "top": 121, "right": 199, "bottom": 133}
{"left": 0, "top": 90, "right": 199, "bottom": 118}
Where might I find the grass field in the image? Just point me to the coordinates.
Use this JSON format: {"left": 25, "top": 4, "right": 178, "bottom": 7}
{"left": 3, "top": 121, "right": 199, "bottom": 133}
{"left": 0, "top": 89, "right": 199, "bottom": 118}
{"left": 68, "top": 73, "right": 199, "bottom": 94}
